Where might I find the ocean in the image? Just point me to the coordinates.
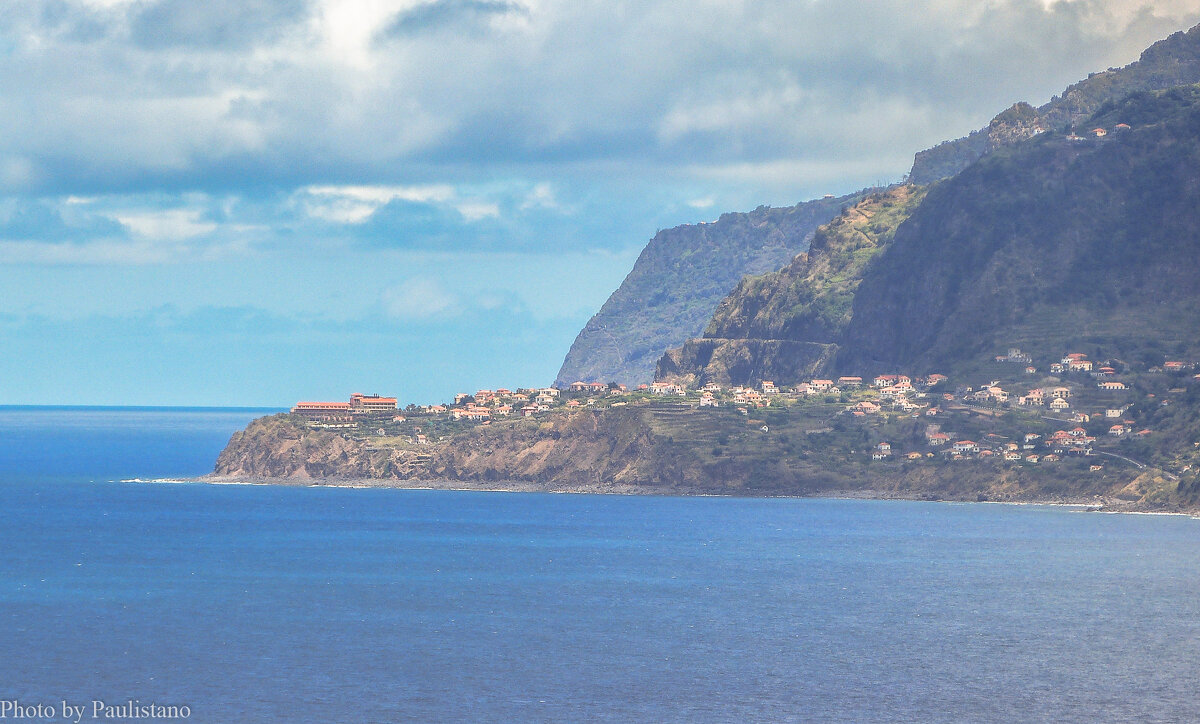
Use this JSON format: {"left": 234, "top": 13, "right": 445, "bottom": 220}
{"left": 1, "top": 407, "right": 1198, "bottom": 723}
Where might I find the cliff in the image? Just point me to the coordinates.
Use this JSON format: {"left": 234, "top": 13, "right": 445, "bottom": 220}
{"left": 553, "top": 191, "right": 868, "bottom": 387}
{"left": 212, "top": 403, "right": 1200, "bottom": 510}
{"left": 839, "top": 85, "right": 1200, "bottom": 374}
{"left": 909, "top": 23, "right": 1200, "bottom": 184}
{"left": 656, "top": 186, "right": 926, "bottom": 387}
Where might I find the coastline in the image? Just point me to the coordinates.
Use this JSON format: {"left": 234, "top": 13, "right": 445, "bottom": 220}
{"left": 131, "top": 474, "right": 1200, "bottom": 516}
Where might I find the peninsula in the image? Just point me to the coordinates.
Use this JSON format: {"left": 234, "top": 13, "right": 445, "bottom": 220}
{"left": 213, "top": 26, "right": 1200, "bottom": 513}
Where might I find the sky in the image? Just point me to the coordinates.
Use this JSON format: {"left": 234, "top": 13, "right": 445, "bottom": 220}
{"left": 2, "top": 0, "right": 1200, "bottom": 406}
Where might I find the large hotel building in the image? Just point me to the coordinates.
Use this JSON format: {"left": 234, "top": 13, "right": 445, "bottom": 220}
{"left": 291, "top": 393, "right": 397, "bottom": 421}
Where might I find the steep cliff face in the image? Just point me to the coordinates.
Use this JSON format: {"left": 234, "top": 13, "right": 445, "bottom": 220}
{"left": 554, "top": 191, "right": 868, "bottom": 387}
{"left": 214, "top": 414, "right": 429, "bottom": 479}
{"left": 839, "top": 86, "right": 1200, "bottom": 373}
{"left": 655, "top": 186, "right": 926, "bottom": 386}
{"left": 909, "top": 23, "right": 1200, "bottom": 184}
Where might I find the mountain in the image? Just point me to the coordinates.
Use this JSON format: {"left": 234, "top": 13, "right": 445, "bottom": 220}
{"left": 657, "top": 185, "right": 926, "bottom": 387}
{"left": 553, "top": 192, "right": 869, "bottom": 387}
{"left": 663, "top": 84, "right": 1200, "bottom": 386}
{"left": 839, "top": 85, "right": 1200, "bottom": 374}
{"left": 909, "top": 23, "right": 1200, "bottom": 184}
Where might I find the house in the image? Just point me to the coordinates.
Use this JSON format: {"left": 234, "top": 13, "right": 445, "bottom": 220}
{"left": 810, "top": 379, "right": 834, "bottom": 392}
{"left": 1068, "top": 359, "right": 1094, "bottom": 372}
{"left": 699, "top": 392, "right": 718, "bottom": 408}
{"left": 520, "top": 406, "right": 538, "bottom": 418}
{"left": 927, "top": 432, "right": 951, "bottom": 446}
{"left": 1005, "top": 452, "right": 1022, "bottom": 461}
{"left": 953, "top": 440, "right": 979, "bottom": 453}
{"left": 761, "top": 381, "right": 779, "bottom": 394}
{"left": 1108, "top": 425, "right": 1127, "bottom": 437}
{"left": 1025, "top": 366, "right": 1037, "bottom": 374}
{"left": 838, "top": 376, "right": 863, "bottom": 387}
{"left": 1050, "top": 398, "right": 1070, "bottom": 411}
{"left": 876, "top": 442, "right": 892, "bottom": 454}
{"left": 1091, "top": 127, "right": 1107, "bottom": 137}
{"left": 1024, "top": 433, "right": 1041, "bottom": 443}
{"left": 1105, "top": 408, "right": 1123, "bottom": 418}
{"left": 854, "top": 401, "right": 881, "bottom": 414}
{"left": 569, "top": 381, "right": 589, "bottom": 392}
{"left": 702, "top": 383, "right": 722, "bottom": 393}
{"left": 1048, "top": 387, "right": 1071, "bottom": 399}
{"left": 1114, "top": 123, "right": 1130, "bottom": 131}
{"left": 926, "top": 374, "right": 948, "bottom": 386}
{"left": 1098, "top": 381, "right": 1127, "bottom": 390}
{"left": 1069, "top": 427, "right": 1087, "bottom": 437}
{"left": 873, "top": 375, "right": 898, "bottom": 387}
{"left": 1025, "top": 454, "right": 1040, "bottom": 463}
{"left": 1050, "top": 363, "right": 1065, "bottom": 374}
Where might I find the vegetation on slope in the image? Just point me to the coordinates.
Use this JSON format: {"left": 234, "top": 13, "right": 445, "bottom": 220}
{"left": 840, "top": 85, "right": 1200, "bottom": 374}
{"left": 656, "top": 186, "right": 926, "bottom": 387}
{"left": 554, "top": 191, "right": 870, "bottom": 387}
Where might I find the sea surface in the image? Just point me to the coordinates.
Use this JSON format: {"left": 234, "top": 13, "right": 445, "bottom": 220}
{"left": 1, "top": 407, "right": 1199, "bottom": 723}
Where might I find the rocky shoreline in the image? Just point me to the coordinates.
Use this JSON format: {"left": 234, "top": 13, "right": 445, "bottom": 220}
{"left": 186, "top": 473, "right": 1200, "bottom": 515}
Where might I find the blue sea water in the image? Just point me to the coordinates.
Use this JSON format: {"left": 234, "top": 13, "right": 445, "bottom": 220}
{"left": 1, "top": 408, "right": 1199, "bottom": 723}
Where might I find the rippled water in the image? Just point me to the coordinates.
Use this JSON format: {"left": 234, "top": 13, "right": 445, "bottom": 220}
{"left": 1, "top": 408, "right": 1197, "bottom": 722}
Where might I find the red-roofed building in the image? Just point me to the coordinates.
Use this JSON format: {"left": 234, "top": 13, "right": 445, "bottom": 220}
{"left": 350, "top": 393, "right": 397, "bottom": 414}
{"left": 292, "top": 401, "right": 352, "bottom": 420}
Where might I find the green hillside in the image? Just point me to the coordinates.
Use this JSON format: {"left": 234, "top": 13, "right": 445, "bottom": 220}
{"left": 554, "top": 191, "right": 869, "bottom": 387}
{"left": 841, "top": 85, "right": 1200, "bottom": 374}
{"left": 657, "top": 186, "right": 925, "bottom": 387}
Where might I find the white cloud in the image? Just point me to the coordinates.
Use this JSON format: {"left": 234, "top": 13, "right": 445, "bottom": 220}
{"left": 303, "top": 184, "right": 489, "bottom": 223}
{"left": 381, "top": 277, "right": 460, "bottom": 318}
{"left": 116, "top": 209, "right": 217, "bottom": 240}
{"left": 519, "top": 182, "right": 558, "bottom": 211}
{"left": 455, "top": 201, "right": 500, "bottom": 221}
{"left": 686, "top": 197, "right": 714, "bottom": 209}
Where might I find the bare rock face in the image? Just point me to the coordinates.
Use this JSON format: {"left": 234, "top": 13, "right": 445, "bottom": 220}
{"left": 213, "top": 415, "right": 427, "bottom": 480}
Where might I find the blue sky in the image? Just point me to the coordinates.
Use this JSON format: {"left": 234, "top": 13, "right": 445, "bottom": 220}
{"left": 2, "top": 0, "right": 1200, "bottom": 406}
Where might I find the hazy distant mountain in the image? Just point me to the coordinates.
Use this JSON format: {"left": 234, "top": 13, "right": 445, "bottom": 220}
{"left": 554, "top": 192, "right": 869, "bottom": 387}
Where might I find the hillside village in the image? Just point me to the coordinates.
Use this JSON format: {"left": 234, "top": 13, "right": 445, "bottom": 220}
{"left": 287, "top": 345, "right": 1200, "bottom": 485}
